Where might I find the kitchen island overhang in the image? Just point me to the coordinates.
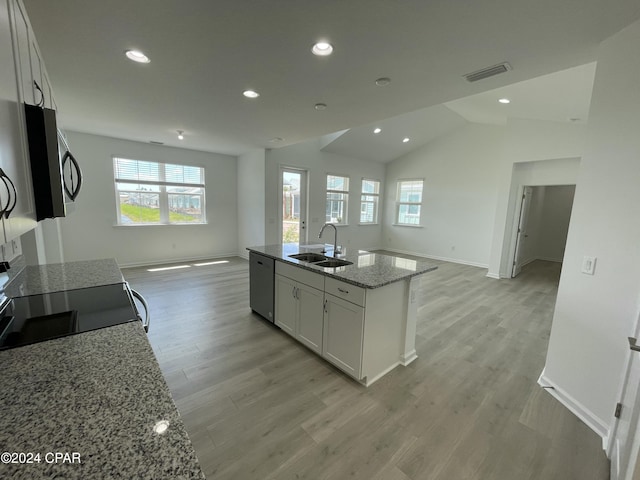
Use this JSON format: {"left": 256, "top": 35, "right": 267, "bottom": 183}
{"left": 247, "top": 244, "right": 438, "bottom": 386}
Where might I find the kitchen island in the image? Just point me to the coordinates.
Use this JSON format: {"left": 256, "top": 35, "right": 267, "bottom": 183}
{"left": 247, "top": 244, "right": 438, "bottom": 385}
{"left": 0, "top": 259, "right": 205, "bottom": 479}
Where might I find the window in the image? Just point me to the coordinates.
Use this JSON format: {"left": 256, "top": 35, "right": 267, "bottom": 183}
{"left": 396, "top": 179, "right": 423, "bottom": 225}
{"left": 326, "top": 174, "right": 349, "bottom": 224}
{"left": 360, "top": 179, "right": 380, "bottom": 224}
{"left": 113, "top": 157, "right": 205, "bottom": 225}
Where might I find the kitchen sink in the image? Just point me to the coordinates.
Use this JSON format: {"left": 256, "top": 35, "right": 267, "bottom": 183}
{"left": 288, "top": 253, "right": 327, "bottom": 263}
{"left": 314, "top": 259, "right": 353, "bottom": 268}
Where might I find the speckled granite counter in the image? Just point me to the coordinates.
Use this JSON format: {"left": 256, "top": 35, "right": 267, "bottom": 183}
{"left": 0, "top": 321, "right": 205, "bottom": 479}
{"left": 247, "top": 244, "right": 438, "bottom": 288}
{"left": 3, "top": 258, "right": 124, "bottom": 297}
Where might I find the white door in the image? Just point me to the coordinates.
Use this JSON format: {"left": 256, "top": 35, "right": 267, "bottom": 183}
{"left": 610, "top": 327, "right": 640, "bottom": 480}
{"left": 280, "top": 167, "right": 307, "bottom": 244}
{"left": 296, "top": 284, "right": 324, "bottom": 354}
{"left": 512, "top": 186, "right": 533, "bottom": 277}
{"left": 274, "top": 274, "right": 297, "bottom": 337}
{"left": 322, "top": 294, "right": 364, "bottom": 379}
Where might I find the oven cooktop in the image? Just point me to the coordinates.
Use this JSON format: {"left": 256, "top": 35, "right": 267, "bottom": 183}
{"left": 0, "top": 283, "right": 140, "bottom": 351}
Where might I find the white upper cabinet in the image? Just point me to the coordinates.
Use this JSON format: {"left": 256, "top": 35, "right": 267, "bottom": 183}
{"left": 0, "top": 0, "right": 54, "bottom": 242}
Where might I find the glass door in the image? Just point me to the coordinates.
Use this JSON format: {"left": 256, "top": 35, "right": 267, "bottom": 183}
{"left": 280, "top": 168, "right": 308, "bottom": 244}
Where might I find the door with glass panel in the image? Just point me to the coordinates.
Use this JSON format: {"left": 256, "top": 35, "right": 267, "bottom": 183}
{"left": 280, "top": 168, "right": 307, "bottom": 244}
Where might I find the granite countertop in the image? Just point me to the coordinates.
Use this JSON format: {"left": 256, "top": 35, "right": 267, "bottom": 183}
{"left": 3, "top": 258, "right": 125, "bottom": 297}
{"left": 0, "top": 321, "right": 205, "bottom": 479}
{"left": 247, "top": 244, "right": 438, "bottom": 288}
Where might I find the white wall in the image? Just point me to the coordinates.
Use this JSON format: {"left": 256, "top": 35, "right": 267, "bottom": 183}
{"left": 237, "top": 149, "right": 266, "bottom": 258}
{"left": 56, "top": 132, "right": 238, "bottom": 266}
{"left": 265, "top": 138, "right": 386, "bottom": 250}
{"left": 519, "top": 185, "right": 575, "bottom": 266}
{"left": 537, "top": 185, "right": 575, "bottom": 262}
{"left": 382, "top": 123, "right": 504, "bottom": 267}
{"left": 489, "top": 152, "right": 583, "bottom": 278}
{"left": 542, "top": 19, "right": 640, "bottom": 439}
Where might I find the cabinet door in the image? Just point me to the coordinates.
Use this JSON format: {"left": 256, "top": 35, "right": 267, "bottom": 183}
{"left": 0, "top": 0, "right": 37, "bottom": 242}
{"left": 275, "top": 274, "right": 297, "bottom": 337}
{"left": 296, "top": 283, "right": 324, "bottom": 354}
{"left": 10, "top": 0, "right": 33, "bottom": 105}
{"left": 323, "top": 294, "right": 364, "bottom": 379}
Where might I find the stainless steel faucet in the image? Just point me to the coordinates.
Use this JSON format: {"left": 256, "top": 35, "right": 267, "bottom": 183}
{"left": 318, "top": 223, "right": 341, "bottom": 255}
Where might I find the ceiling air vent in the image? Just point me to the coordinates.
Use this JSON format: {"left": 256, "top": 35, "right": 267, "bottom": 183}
{"left": 464, "top": 62, "right": 512, "bottom": 83}
{"left": 149, "top": 141, "right": 164, "bottom": 145}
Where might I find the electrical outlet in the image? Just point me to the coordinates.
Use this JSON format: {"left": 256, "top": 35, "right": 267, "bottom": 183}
{"left": 581, "top": 256, "right": 597, "bottom": 275}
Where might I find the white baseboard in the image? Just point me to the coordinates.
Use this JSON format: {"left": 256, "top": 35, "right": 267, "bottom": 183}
{"left": 401, "top": 350, "right": 418, "bottom": 366}
{"left": 381, "top": 248, "right": 489, "bottom": 269}
{"left": 536, "top": 256, "right": 563, "bottom": 263}
{"left": 119, "top": 252, "right": 241, "bottom": 268}
{"left": 364, "top": 361, "right": 402, "bottom": 386}
{"left": 485, "top": 272, "right": 501, "bottom": 279}
{"left": 538, "top": 370, "right": 609, "bottom": 445}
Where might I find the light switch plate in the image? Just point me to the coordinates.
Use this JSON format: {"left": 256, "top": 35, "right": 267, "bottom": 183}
{"left": 582, "top": 256, "right": 597, "bottom": 275}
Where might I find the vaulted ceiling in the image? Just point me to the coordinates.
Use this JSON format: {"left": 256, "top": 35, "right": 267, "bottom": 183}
{"left": 22, "top": 0, "right": 640, "bottom": 159}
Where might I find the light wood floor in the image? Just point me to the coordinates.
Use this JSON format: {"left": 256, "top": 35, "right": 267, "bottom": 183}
{"left": 122, "top": 256, "right": 610, "bottom": 480}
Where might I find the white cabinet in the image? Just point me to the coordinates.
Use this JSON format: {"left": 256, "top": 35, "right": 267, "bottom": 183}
{"left": 0, "top": 0, "right": 36, "bottom": 243}
{"left": 275, "top": 262, "right": 325, "bottom": 354}
{"left": 323, "top": 293, "right": 364, "bottom": 379}
{"left": 275, "top": 273, "right": 297, "bottom": 336}
{"left": 271, "top": 259, "right": 416, "bottom": 386}
{"left": 296, "top": 284, "right": 324, "bottom": 353}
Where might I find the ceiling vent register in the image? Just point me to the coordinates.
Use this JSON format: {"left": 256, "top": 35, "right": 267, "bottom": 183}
{"left": 464, "top": 62, "right": 512, "bottom": 82}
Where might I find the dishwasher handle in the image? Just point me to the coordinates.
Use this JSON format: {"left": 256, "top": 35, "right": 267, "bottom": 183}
{"left": 128, "top": 286, "right": 150, "bottom": 333}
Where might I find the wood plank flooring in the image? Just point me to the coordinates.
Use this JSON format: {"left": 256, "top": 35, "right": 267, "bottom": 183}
{"left": 122, "top": 256, "right": 610, "bottom": 480}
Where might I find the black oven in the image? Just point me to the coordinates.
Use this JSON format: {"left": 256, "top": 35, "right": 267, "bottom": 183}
{"left": 0, "top": 282, "right": 149, "bottom": 351}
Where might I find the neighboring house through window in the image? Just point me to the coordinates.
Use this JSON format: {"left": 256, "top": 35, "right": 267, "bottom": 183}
{"left": 113, "top": 157, "right": 205, "bottom": 225}
{"left": 326, "top": 174, "right": 349, "bottom": 224}
{"left": 360, "top": 178, "right": 380, "bottom": 224}
{"left": 396, "top": 179, "right": 423, "bottom": 225}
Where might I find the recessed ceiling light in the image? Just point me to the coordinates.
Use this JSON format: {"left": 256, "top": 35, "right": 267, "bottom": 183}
{"left": 375, "top": 77, "right": 391, "bottom": 86}
{"left": 177, "top": 130, "right": 184, "bottom": 140}
{"left": 125, "top": 50, "right": 150, "bottom": 63}
{"left": 498, "top": 98, "right": 511, "bottom": 104}
{"left": 402, "top": 137, "right": 410, "bottom": 143}
{"left": 243, "top": 90, "right": 260, "bottom": 99}
{"left": 314, "top": 103, "right": 327, "bottom": 110}
{"left": 312, "top": 42, "right": 333, "bottom": 56}
{"left": 269, "top": 137, "right": 284, "bottom": 143}
{"left": 373, "top": 128, "right": 382, "bottom": 134}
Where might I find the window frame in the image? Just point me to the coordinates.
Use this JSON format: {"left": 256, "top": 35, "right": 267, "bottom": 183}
{"left": 325, "top": 173, "right": 350, "bottom": 225}
{"left": 395, "top": 178, "right": 424, "bottom": 226}
{"left": 113, "top": 157, "right": 206, "bottom": 226}
{"left": 359, "top": 178, "right": 380, "bottom": 225}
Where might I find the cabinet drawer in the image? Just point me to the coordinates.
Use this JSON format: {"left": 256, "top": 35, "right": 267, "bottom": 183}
{"left": 275, "top": 261, "right": 325, "bottom": 290}
{"left": 325, "top": 278, "right": 365, "bottom": 307}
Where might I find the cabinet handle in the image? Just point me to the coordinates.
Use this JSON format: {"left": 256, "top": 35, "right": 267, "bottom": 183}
{"left": 292, "top": 286, "right": 296, "bottom": 299}
{"left": 61, "top": 150, "right": 83, "bottom": 201}
{"left": 337, "top": 287, "right": 349, "bottom": 294}
{"left": 0, "top": 169, "right": 16, "bottom": 219}
{"left": 323, "top": 299, "right": 328, "bottom": 313}
{"left": 296, "top": 287, "right": 300, "bottom": 300}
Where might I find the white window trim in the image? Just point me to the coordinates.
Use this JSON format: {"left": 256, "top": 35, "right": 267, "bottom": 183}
{"left": 395, "top": 178, "right": 424, "bottom": 226}
{"left": 359, "top": 177, "right": 380, "bottom": 225}
{"left": 326, "top": 173, "right": 350, "bottom": 225}
{"left": 113, "top": 157, "right": 206, "bottom": 226}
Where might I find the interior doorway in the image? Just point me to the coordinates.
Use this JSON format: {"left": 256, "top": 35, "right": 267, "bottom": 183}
{"left": 511, "top": 184, "right": 576, "bottom": 278}
{"left": 280, "top": 167, "right": 308, "bottom": 244}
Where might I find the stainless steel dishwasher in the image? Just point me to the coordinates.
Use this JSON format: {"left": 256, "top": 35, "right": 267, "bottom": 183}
{"left": 249, "top": 252, "right": 275, "bottom": 323}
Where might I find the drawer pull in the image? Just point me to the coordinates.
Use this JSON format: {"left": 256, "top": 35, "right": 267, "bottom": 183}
{"left": 338, "top": 288, "right": 349, "bottom": 294}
